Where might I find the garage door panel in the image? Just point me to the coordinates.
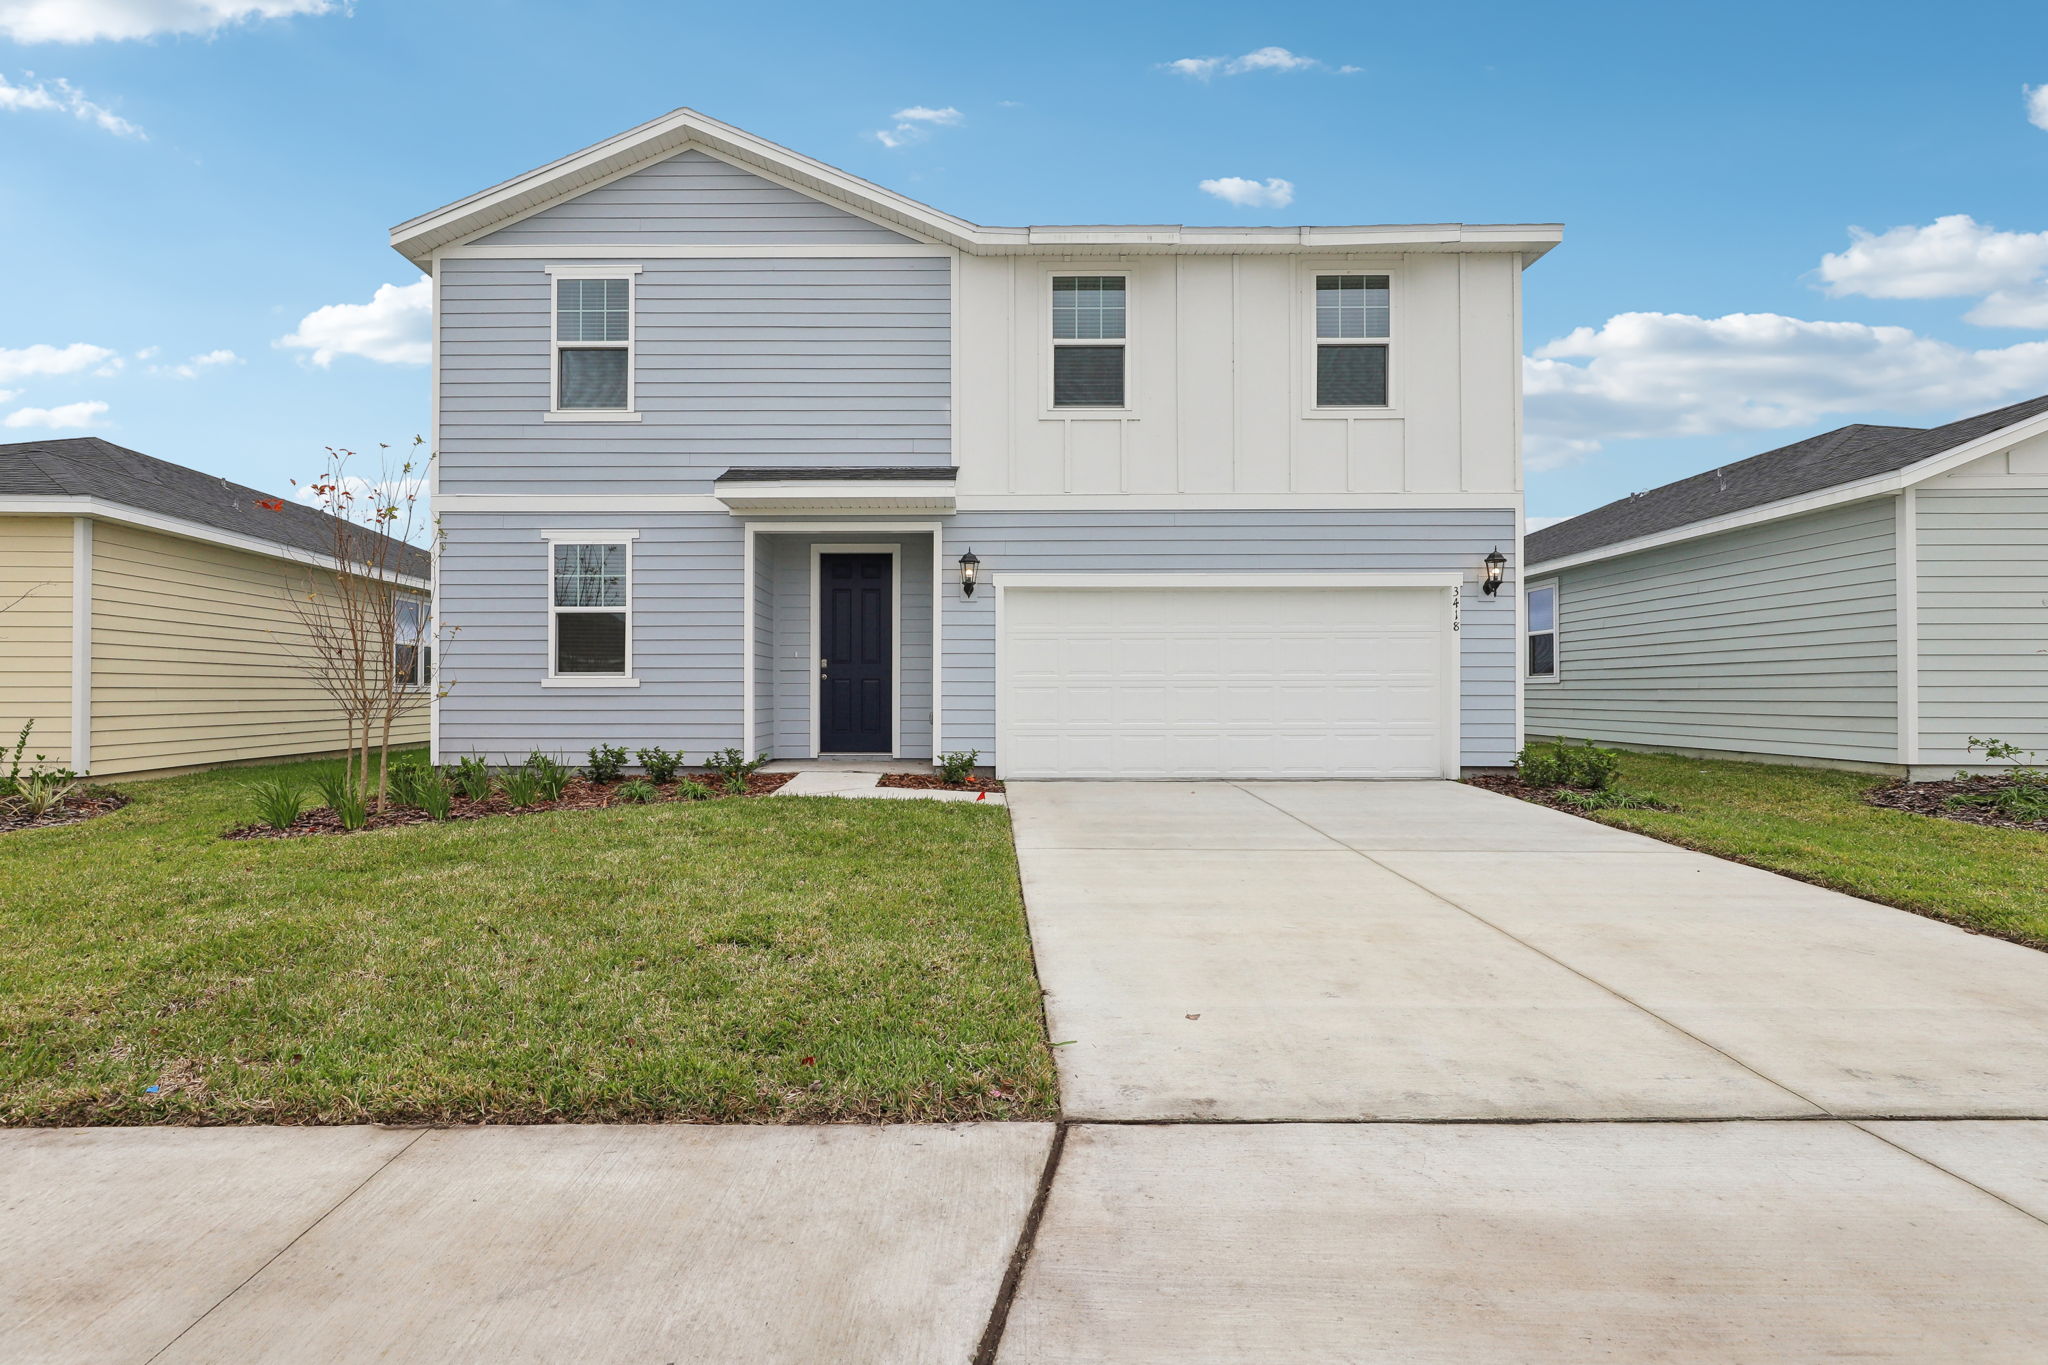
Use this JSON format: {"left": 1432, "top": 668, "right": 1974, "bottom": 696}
{"left": 999, "top": 584, "right": 1453, "bottom": 780}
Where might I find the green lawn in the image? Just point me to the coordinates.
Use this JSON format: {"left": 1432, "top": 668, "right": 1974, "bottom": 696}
{"left": 1544, "top": 751, "right": 2048, "bottom": 949}
{"left": 0, "top": 757, "right": 1055, "bottom": 1126}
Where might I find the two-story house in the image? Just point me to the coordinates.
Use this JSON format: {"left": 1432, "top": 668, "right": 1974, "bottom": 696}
{"left": 390, "top": 109, "right": 1558, "bottom": 779}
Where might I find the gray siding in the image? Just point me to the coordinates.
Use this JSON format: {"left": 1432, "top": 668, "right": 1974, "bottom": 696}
{"left": 473, "top": 149, "right": 916, "bottom": 246}
{"left": 760, "top": 532, "right": 932, "bottom": 759}
{"left": 437, "top": 253, "right": 951, "bottom": 495}
{"left": 938, "top": 510, "right": 1518, "bottom": 769}
{"left": 1915, "top": 489, "right": 2048, "bottom": 766}
{"left": 437, "top": 512, "right": 744, "bottom": 764}
{"left": 1527, "top": 499, "right": 1900, "bottom": 764}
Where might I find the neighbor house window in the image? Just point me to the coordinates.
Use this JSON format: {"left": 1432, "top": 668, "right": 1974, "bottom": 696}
{"left": 393, "top": 594, "right": 431, "bottom": 688}
{"left": 553, "top": 275, "right": 633, "bottom": 410}
{"left": 1052, "top": 275, "right": 1126, "bottom": 407}
{"left": 1314, "top": 273, "right": 1390, "bottom": 407}
{"left": 549, "top": 540, "right": 632, "bottom": 676}
{"left": 1527, "top": 582, "right": 1558, "bottom": 678}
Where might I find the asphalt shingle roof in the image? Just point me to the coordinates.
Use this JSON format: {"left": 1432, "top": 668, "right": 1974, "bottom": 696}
{"left": 0, "top": 437, "right": 430, "bottom": 580}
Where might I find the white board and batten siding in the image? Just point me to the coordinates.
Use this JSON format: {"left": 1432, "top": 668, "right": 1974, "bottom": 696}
{"left": 1524, "top": 500, "right": 1901, "bottom": 765}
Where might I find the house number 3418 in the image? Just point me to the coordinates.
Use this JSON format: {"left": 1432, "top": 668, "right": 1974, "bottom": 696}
{"left": 1450, "top": 586, "right": 1461, "bottom": 632}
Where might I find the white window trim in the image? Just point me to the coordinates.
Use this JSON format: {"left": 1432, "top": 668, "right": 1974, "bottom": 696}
{"left": 807, "top": 543, "right": 902, "bottom": 758}
{"left": 1300, "top": 262, "right": 1398, "bottom": 416}
{"left": 541, "top": 529, "right": 639, "bottom": 687}
{"left": 394, "top": 590, "right": 433, "bottom": 691}
{"left": 1044, "top": 264, "right": 1134, "bottom": 416}
{"left": 545, "top": 265, "right": 642, "bottom": 422}
{"left": 1525, "top": 578, "right": 1560, "bottom": 683}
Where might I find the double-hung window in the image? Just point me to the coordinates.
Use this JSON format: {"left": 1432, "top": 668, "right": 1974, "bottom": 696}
{"left": 552, "top": 273, "right": 634, "bottom": 412}
{"left": 392, "top": 594, "right": 431, "bottom": 689}
{"left": 1526, "top": 582, "right": 1558, "bottom": 679}
{"left": 1314, "top": 273, "right": 1390, "bottom": 407}
{"left": 1051, "top": 275, "right": 1126, "bottom": 407}
{"left": 548, "top": 538, "right": 633, "bottom": 679}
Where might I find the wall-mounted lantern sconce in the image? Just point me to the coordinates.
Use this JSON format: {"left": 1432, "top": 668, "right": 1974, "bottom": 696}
{"left": 959, "top": 549, "right": 981, "bottom": 598}
{"left": 1481, "top": 547, "right": 1507, "bottom": 596}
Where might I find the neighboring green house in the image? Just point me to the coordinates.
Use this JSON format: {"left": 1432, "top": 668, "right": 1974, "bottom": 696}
{"left": 1523, "top": 394, "right": 2048, "bottom": 778}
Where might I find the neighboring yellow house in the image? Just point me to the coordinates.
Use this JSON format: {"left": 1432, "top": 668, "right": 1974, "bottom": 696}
{"left": 0, "top": 438, "right": 431, "bottom": 780}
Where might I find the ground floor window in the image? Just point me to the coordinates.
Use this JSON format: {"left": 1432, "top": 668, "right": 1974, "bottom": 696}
{"left": 393, "top": 593, "right": 431, "bottom": 687}
{"left": 549, "top": 538, "right": 632, "bottom": 676}
{"left": 1526, "top": 581, "right": 1558, "bottom": 678}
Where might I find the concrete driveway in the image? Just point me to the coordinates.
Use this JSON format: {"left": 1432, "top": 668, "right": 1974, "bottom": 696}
{"left": 998, "top": 779, "right": 2048, "bottom": 1361}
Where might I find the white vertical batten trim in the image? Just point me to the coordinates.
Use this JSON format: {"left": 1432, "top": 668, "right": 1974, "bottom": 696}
{"left": 70, "top": 516, "right": 92, "bottom": 773}
{"left": 931, "top": 530, "right": 944, "bottom": 762}
{"left": 741, "top": 524, "right": 756, "bottom": 757}
{"left": 1896, "top": 488, "right": 1920, "bottom": 765}
{"left": 429, "top": 252, "right": 443, "bottom": 763}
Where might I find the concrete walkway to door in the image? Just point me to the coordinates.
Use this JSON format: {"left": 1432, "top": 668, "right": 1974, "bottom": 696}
{"left": 995, "top": 779, "right": 2048, "bottom": 1362}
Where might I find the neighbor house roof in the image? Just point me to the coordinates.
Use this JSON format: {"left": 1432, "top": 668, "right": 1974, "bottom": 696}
{"left": 1526, "top": 392, "right": 2048, "bottom": 570}
{"left": 0, "top": 437, "right": 431, "bottom": 582}
{"left": 391, "top": 106, "right": 1563, "bottom": 267}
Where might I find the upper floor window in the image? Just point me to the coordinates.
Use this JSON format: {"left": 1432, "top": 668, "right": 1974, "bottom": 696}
{"left": 1052, "top": 275, "right": 1126, "bottom": 407}
{"left": 393, "top": 594, "right": 431, "bottom": 689}
{"left": 554, "top": 276, "right": 633, "bottom": 411}
{"left": 1314, "top": 274, "right": 1390, "bottom": 407}
{"left": 1526, "top": 581, "right": 1558, "bottom": 679}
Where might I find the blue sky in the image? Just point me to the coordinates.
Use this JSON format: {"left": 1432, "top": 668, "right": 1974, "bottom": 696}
{"left": 4, "top": 0, "right": 2047, "bottom": 526}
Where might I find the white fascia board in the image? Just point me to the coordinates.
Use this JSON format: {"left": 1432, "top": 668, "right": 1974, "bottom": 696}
{"left": 1528, "top": 406, "right": 2048, "bottom": 576}
{"left": 715, "top": 482, "right": 957, "bottom": 514}
{"left": 389, "top": 106, "right": 1565, "bottom": 267}
{"left": 0, "top": 496, "right": 431, "bottom": 591}
{"left": 957, "top": 493, "right": 1521, "bottom": 512}
{"left": 994, "top": 571, "right": 1466, "bottom": 590}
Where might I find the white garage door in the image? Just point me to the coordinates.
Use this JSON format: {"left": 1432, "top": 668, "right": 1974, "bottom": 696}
{"left": 997, "top": 580, "right": 1456, "bottom": 780}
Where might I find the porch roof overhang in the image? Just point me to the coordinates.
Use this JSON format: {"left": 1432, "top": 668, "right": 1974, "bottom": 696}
{"left": 714, "top": 466, "right": 956, "bottom": 515}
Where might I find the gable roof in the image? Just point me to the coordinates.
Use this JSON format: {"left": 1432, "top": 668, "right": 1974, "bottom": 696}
{"left": 391, "top": 107, "right": 1563, "bottom": 267}
{"left": 0, "top": 437, "right": 431, "bottom": 581}
{"left": 1526, "top": 392, "right": 2048, "bottom": 570}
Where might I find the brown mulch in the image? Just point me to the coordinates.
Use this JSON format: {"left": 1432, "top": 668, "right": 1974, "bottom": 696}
{"left": 877, "top": 773, "right": 1006, "bottom": 793}
{"left": 1464, "top": 773, "right": 1611, "bottom": 819}
{"left": 224, "top": 771, "right": 797, "bottom": 840}
{"left": 0, "top": 786, "right": 130, "bottom": 834}
{"left": 1863, "top": 777, "right": 2048, "bottom": 834}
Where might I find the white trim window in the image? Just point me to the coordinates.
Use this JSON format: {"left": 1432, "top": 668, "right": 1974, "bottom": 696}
{"left": 1313, "top": 273, "right": 1390, "bottom": 407}
{"left": 393, "top": 593, "right": 432, "bottom": 688}
{"left": 550, "top": 270, "right": 635, "bottom": 414}
{"left": 1051, "top": 275, "right": 1126, "bottom": 408}
{"left": 547, "top": 536, "right": 634, "bottom": 680}
{"left": 1526, "top": 580, "right": 1559, "bottom": 679}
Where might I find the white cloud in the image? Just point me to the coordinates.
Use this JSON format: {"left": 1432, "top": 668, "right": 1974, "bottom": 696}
{"left": 0, "top": 0, "right": 337, "bottom": 43}
{"left": 0, "top": 72, "right": 142, "bottom": 137}
{"left": 278, "top": 278, "right": 430, "bottom": 367}
{"left": 2027, "top": 83, "right": 2048, "bottom": 132}
{"left": 871, "top": 104, "right": 963, "bottom": 149}
{"left": 1524, "top": 435, "right": 1602, "bottom": 473}
{"left": 1198, "top": 176, "right": 1295, "bottom": 209}
{"left": 1525, "top": 514, "right": 1571, "bottom": 531}
{"left": 1817, "top": 215, "right": 2048, "bottom": 300}
{"left": 152, "top": 347, "right": 240, "bottom": 378}
{"left": 293, "top": 473, "right": 428, "bottom": 522}
{"left": 4, "top": 400, "right": 109, "bottom": 429}
{"left": 1164, "top": 46, "right": 1330, "bottom": 79}
{"left": 0, "top": 342, "right": 117, "bottom": 383}
{"left": 1524, "top": 310, "right": 2048, "bottom": 458}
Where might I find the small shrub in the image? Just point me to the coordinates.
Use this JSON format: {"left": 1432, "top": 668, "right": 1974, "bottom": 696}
{"left": 246, "top": 776, "right": 306, "bottom": 831}
{"left": 1553, "top": 786, "right": 1673, "bottom": 813}
{"left": 449, "top": 755, "right": 494, "bottom": 802}
{"left": 414, "top": 774, "right": 455, "bottom": 821}
{"left": 309, "top": 767, "right": 368, "bottom": 832}
{"left": 498, "top": 766, "right": 542, "bottom": 807}
{"left": 1516, "top": 738, "right": 1621, "bottom": 791}
{"left": 704, "top": 748, "right": 769, "bottom": 787}
{"left": 614, "top": 778, "right": 659, "bottom": 804}
{"left": 586, "top": 744, "right": 629, "bottom": 784}
{"left": 5, "top": 769, "right": 81, "bottom": 818}
{"left": 674, "top": 779, "right": 714, "bottom": 801}
{"left": 938, "top": 749, "right": 981, "bottom": 785}
{"left": 1947, "top": 785, "right": 2048, "bottom": 821}
{"left": 525, "top": 752, "right": 573, "bottom": 801}
{"left": 635, "top": 746, "right": 684, "bottom": 784}
{"left": 386, "top": 756, "right": 434, "bottom": 808}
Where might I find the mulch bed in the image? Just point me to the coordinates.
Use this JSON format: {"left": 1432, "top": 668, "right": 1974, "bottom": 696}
{"left": 1863, "top": 777, "right": 2048, "bottom": 834}
{"left": 0, "top": 786, "right": 129, "bottom": 834}
{"left": 877, "top": 773, "right": 1006, "bottom": 793}
{"left": 224, "top": 772, "right": 797, "bottom": 840}
{"left": 1464, "top": 773, "right": 1611, "bottom": 819}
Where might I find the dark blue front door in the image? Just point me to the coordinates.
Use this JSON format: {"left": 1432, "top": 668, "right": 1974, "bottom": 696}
{"left": 819, "top": 553, "right": 892, "bottom": 753}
